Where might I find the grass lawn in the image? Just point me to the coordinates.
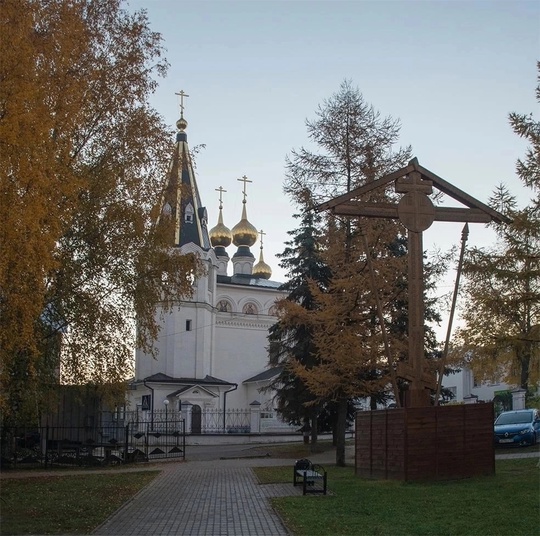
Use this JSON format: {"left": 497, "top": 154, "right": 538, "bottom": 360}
{"left": 0, "top": 471, "right": 160, "bottom": 535}
{"left": 254, "top": 458, "right": 539, "bottom": 536}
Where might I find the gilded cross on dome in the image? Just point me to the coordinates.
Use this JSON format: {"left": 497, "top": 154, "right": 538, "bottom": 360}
{"left": 215, "top": 186, "right": 227, "bottom": 208}
{"left": 238, "top": 175, "right": 252, "bottom": 202}
{"left": 175, "top": 89, "right": 189, "bottom": 116}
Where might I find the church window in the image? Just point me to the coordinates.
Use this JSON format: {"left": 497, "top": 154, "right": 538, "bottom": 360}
{"left": 198, "top": 207, "right": 208, "bottom": 227}
{"left": 268, "top": 305, "right": 278, "bottom": 316}
{"left": 186, "top": 319, "right": 192, "bottom": 331}
{"left": 162, "top": 202, "right": 172, "bottom": 217}
{"left": 185, "top": 203, "right": 194, "bottom": 223}
{"left": 217, "top": 299, "right": 232, "bottom": 312}
{"left": 242, "top": 303, "right": 257, "bottom": 315}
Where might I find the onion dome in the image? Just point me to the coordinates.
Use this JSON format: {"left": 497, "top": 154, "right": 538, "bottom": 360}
{"left": 253, "top": 249, "right": 272, "bottom": 279}
{"left": 176, "top": 117, "right": 188, "bottom": 131}
{"left": 209, "top": 188, "right": 232, "bottom": 248}
{"left": 253, "top": 230, "right": 272, "bottom": 279}
{"left": 231, "top": 199, "right": 258, "bottom": 247}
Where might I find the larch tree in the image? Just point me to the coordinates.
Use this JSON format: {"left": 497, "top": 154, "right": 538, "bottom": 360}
{"left": 455, "top": 63, "right": 540, "bottom": 395}
{"left": 0, "top": 0, "right": 201, "bottom": 424}
{"left": 282, "top": 81, "right": 413, "bottom": 466}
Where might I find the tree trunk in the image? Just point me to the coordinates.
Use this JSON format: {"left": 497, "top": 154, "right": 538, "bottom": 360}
{"left": 310, "top": 413, "right": 318, "bottom": 449}
{"left": 519, "top": 350, "right": 530, "bottom": 392}
{"left": 335, "top": 397, "right": 348, "bottom": 466}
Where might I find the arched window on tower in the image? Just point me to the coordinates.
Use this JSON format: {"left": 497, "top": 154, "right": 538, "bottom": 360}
{"left": 185, "top": 203, "right": 194, "bottom": 223}
{"left": 162, "top": 202, "right": 172, "bottom": 217}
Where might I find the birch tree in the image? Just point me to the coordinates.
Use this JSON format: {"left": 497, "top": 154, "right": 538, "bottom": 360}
{"left": 0, "top": 0, "right": 200, "bottom": 424}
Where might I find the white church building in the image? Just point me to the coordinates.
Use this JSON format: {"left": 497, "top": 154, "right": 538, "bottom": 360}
{"left": 127, "top": 108, "right": 289, "bottom": 433}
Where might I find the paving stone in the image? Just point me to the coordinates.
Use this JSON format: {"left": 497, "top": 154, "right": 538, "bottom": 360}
{"left": 93, "top": 457, "right": 306, "bottom": 536}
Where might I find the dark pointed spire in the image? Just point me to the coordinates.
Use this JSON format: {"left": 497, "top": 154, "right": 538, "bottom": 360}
{"left": 159, "top": 91, "right": 211, "bottom": 249}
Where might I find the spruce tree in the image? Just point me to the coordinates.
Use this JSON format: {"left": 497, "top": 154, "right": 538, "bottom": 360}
{"left": 266, "top": 201, "right": 332, "bottom": 444}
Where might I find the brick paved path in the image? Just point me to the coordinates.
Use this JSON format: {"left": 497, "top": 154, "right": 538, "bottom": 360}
{"left": 93, "top": 457, "right": 308, "bottom": 536}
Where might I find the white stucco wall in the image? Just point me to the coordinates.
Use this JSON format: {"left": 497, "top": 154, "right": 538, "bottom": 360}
{"left": 212, "top": 281, "right": 286, "bottom": 408}
{"left": 441, "top": 367, "right": 516, "bottom": 403}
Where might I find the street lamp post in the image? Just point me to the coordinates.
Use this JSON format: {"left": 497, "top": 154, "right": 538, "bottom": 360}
{"left": 163, "top": 399, "right": 169, "bottom": 436}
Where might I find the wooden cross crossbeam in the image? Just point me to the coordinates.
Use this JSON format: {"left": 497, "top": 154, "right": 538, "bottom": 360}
{"left": 317, "top": 158, "right": 511, "bottom": 225}
{"left": 330, "top": 203, "right": 494, "bottom": 223}
{"left": 397, "top": 363, "right": 437, "bottom": 390}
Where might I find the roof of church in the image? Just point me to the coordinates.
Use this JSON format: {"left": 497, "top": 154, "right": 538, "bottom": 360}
{"left": 217, "top": 274, "right": 283, "bottom": 289}
{"left": 243, "top": 366, "right": 283, "bottom": 384}
{"left": 141, "top": 373, "right": 235, "bottom": 386}
{"left": 160, "top": 112, "right": 211, "bottom": 250}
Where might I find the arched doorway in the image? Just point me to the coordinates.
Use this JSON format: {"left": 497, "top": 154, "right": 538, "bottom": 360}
{"left": 191, "top": 404, "right": 202, "bottom": 434}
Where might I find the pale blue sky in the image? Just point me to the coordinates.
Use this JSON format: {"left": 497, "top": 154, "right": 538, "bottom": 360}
{"left": 127, "top": 0, "right": 538, "bottom": 300}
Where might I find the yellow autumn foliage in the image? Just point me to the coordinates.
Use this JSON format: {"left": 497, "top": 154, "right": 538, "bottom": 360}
{"left": 0, "top": 0, "right": 201, "bottom": 422}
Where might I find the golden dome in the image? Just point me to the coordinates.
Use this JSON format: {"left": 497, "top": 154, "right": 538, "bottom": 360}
{"left": 231, "top": 202, "right": 258, "bottom": 247}
{"left": 253, "top": 249, "right": 272, "bottom": 279}
{"left": 176, "top": 117, "right": 188, "bottom": 131}
{"left": 209, "top": 208, "right": 232, "bottom": 248}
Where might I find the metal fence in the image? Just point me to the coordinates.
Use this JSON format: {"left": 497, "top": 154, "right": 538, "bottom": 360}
{"left": 0, "top": 419, "right": 185, "bottom": 469}
{"left": 124, "top": 408, "right": 251, "bottom": 434}
{"left": 198, "top": 408, "right": 251, "bottom": 434}
{"left": 1, "top": 406, "right": 255, "bottom": 468}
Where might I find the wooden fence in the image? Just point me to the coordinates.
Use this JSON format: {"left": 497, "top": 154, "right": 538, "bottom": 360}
{"left": 355, "top": 403, "right": 495, "bottom": 481}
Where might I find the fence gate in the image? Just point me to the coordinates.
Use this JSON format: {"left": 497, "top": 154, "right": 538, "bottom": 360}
{"left": 126, "top": 419, "right": 185, "bottom": 461}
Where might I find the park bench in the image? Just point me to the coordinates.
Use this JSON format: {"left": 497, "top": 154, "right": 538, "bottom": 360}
{"left": 293, "top": 458, "right": 327, "bottom": 495}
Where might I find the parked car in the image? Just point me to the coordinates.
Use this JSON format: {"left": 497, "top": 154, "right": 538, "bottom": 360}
{"left": 494, "top": 409, "right": 540, "bottom": 447}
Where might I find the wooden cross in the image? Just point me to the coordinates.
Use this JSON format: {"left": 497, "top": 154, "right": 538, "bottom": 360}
{"left": 316, "top": 158, "right": 510, "bottom": 407}
{"left": 175, "top": 89, "right": 189, "bottom": 116}
{"left": 238, "top": 175, "right": 252, "bottom": 201}
{"left": 395, "top": 170, "right": 438, "bottom": 404}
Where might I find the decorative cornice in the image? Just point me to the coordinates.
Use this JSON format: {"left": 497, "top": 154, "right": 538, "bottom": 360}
{"left": 216, "top": 318, "right": 274, "bottom": 329}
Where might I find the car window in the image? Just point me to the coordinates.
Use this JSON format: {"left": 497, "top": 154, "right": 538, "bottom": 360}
{"left": 495, "top": 411, "right": 533, "bottom": 425}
